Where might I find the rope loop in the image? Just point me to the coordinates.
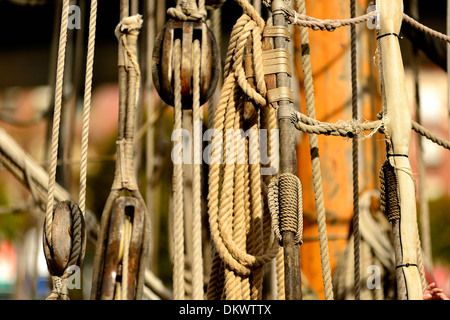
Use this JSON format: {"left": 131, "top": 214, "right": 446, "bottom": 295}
{"left": 268, "top": 173, "right": 303, "bottom": 245}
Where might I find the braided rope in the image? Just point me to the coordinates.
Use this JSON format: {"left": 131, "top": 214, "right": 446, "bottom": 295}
{"left": 45, "top": 0, "right": 70, "bottom": 250}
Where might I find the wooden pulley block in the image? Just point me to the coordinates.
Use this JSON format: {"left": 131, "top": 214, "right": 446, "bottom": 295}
{"left": 152, "top": 19, "right": 220, "bottom": 108}
{"left": 43, "top": 200, "right": 86, "bottom": 276}
{"left": 99, "top": 197, "right": 145, "bottom": 300}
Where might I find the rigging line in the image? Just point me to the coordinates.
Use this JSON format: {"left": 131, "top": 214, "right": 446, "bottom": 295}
{"left": 350, "top": 0, "right": 360, "bottom": 301}
{"left": 78, "top": 0, "right": 98, "bottom": 216}
{"left": 296, "top": 0, "right": 334, "bottom": 300}
{"left": 45, "top": 0, "right": 70, "bottom": 249}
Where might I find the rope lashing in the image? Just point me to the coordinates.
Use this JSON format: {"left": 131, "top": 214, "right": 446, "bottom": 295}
{"left": 91, "top": 14, "right": 149, "bottom": 300}
{"left": 43, "top": 200, "right": 86, "bottom": 300}
{"left": 167, "top": 0, "right": 208, "bottom": 22}
{"left": 379, "top": 160, "right": 400, "bottom": 223}
{"left": 268, "top": 174, "right": 303, "bottom": 245}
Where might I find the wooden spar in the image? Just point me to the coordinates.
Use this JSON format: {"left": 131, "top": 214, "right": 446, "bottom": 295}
{"left": 294, "top": 0, "right": 385, "bottom": 299}
{"left": 271, "top": 0, "right": 302, "bottom": 300}
{"left": 376, "top": 0, "right": 423, "bottom": 299}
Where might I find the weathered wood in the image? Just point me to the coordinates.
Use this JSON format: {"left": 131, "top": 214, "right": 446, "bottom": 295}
{"left": 272, "top": 1, "right": 302, "bottom": 300}
{"left": 377, "top": 0, "right": 423, "bottom": 300}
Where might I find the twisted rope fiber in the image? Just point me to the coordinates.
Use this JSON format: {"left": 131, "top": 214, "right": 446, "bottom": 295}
{"left": 45, "top": 0, "right": 70, "bottom": 251}
{"left": 192, "top": 38, "right": 204, "bottom": 300}
{"left": 402, "top": 13, "right": 450, "bottom": 43}
{"left": 296, "top": 0, "right": 334, "bottom": 300}
{"left": 248, "top": 116, "right": 265, "bottom": 300}
{"left": 350, "top": 0, "right": 360, "bottom": 301}
{"left": 207, "top": 14, "right": 277, "bottom": 277}
{"left": 78, "top": 0, "right": 98, "bottom": 216}
{"left": 206, "top": 9, "right": 278, "bottom": 298}
{"left": 172, "top": 38, "right": 185, "bottom": 300}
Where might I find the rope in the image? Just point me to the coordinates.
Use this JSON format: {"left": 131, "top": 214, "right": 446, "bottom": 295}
{"left": 350, "top": 0, "right": 360, "bottom": 301}
{"left": 296, "top": 0, "right": 334, "bottom": 300}
{"left": 44, "top": 200, "right": 85, "bottom": 300}
{"left": 78, "top": 0, "right": 98, "bottom": 216}
{"left": 191, "top": 39, "right": 204, "bottom": 300}
{"left": 172, "top": 38, "right": 185, "bottom": 300}
{"left": 403, "top": 13, "right": 450, "bottom": 44}
{"left": 206, "top": 9, "right": 278, "bottom": 299}
{"left": 45, "top": 0, "right": 70, "bottom": 252}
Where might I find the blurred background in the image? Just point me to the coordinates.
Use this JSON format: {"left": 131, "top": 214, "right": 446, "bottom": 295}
{"left": 0, "top": 0, "right": 448, "bottom": 300}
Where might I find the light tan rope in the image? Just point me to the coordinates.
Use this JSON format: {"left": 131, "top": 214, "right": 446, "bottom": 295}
{"left": 78, "top": 0, "right": 98, "bottom": 216}
{"left": 191, "top": 39, "right": 204, "bottom": 300}
{"left": 206, "top": 8, "right": 279, "bottom": 299}
{"left": 172, "top": 38, "right": 185, "bottom": 300}
{"left": 296, "top": 0, "right": 334, "bottom": 300}
{"left": 45, "top": 0, "right": 70, "bottom": 251}
{"left": 403, "top": 13, "right": 450, "bottom": 43}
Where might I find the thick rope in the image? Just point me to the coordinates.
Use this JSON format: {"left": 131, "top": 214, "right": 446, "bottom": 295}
{"left": 206, "top": 8, "right": 279, "bottom": 299}
{"left": 78, "top": 0, "right": 98, "bottom": 216}
{"left": 45, "top": 0, "right": 70, "bottom": 251}
{"left": 296, "top": 0, "right": 334, "bottom": 300}
{"left": 350, "top": 0, "right": 360, "bottom": 301}
{"left": 191, "top": 39, "right": 204, "bottom": 300}
{"left": 172, "top": 38, "right": 185, "bottom": 300}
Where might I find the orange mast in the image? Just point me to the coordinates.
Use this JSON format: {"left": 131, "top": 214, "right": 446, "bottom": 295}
{"left": 293, "top": 0, "right": 384, "bottom": 299}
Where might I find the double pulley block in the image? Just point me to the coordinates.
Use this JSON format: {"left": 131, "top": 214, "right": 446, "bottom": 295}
{"left": 152, "top": 19, "right": 221, "bottom": 108}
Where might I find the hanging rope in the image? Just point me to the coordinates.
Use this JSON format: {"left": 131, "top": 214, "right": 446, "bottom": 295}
{"left": 349, "top": 0, "right": 360, "bottom": 301}
{"left": 78, "top": 0, "right": 98, "bottom": 216}
{"left": 205, "top": 1, "right": 279, "bottom": 299}
{"left": 44, "top": 0, "right": 70, "bottom": 253}
{"left": 294, "top": 0, "right": 334, "bottom": 300}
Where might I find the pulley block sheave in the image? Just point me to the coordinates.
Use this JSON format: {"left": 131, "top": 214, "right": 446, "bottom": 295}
{"left": 98, "top": 197, "right": 145, "bottom": 300}
{"left": 43, "top": 200, "right": 86, "bottom": 276}
{"left": 152, "top": 19, "right": 220, "bottom": 108}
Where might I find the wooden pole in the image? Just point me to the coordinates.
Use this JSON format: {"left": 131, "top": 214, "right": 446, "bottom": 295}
{"left": 271, "top": 0, "right": 302, "bottom": 300}
{"left": 376, "top": 0, "right": 423, "bottom": 300}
